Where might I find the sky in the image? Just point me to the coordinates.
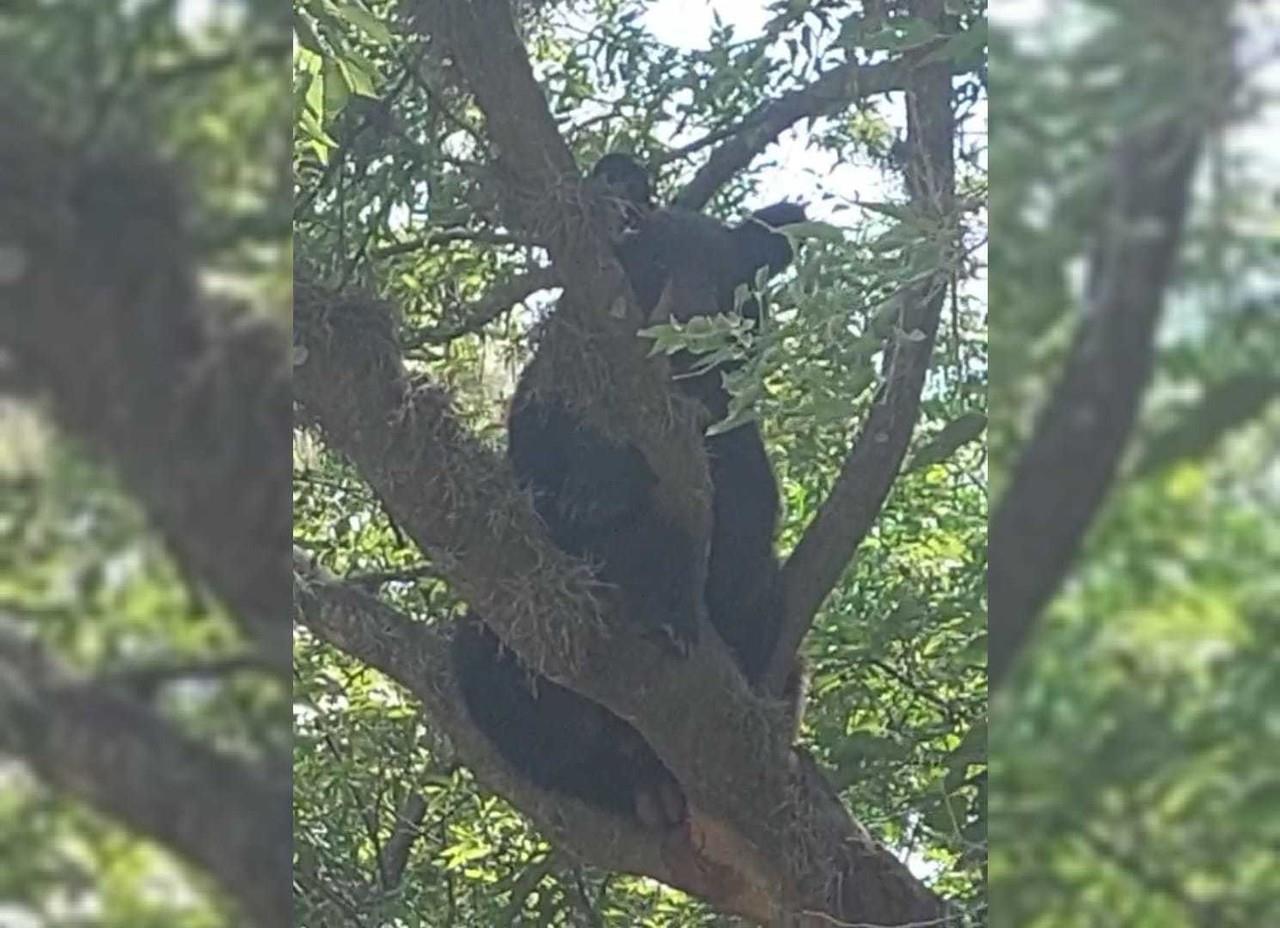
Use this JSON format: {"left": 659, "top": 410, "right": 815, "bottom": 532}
{"left": 643, "top": 0, "right": 902, "bottom": 220}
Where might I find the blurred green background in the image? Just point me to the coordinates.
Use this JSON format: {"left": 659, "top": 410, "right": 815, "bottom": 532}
{"left": 0, "top": 1, "right": 290, "bottom": 925}
{"left": 989, "top": 2, "right": 1280, "bottom": 925}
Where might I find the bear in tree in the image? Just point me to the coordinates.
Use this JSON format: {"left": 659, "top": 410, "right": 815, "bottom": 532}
{"left": 451, "top": 153, "right": 804, "bottom": 827}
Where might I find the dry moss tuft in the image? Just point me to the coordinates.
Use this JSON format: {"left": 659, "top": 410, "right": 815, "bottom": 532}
{"left": 293, "top": 280, "right": 401, "bottom": 372}
{"left": 383, "top": 371, "right": 611, "bottom": 679}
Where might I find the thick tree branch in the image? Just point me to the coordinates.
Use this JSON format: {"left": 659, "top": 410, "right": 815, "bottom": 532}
{"left": 988, "top": 119, "right": 1203, "bottom": 691}
{"left": 293, "top": 283, "right": 772, "bottom": 805}
{"left": 406, "top": 0, "right": 588, "bottom": 256}
{"left": 674, "top": 54, "right": 916, "bottom": 212}
{"left": 408, "top": 0, "right": 719, "bottom": 600}
{"left": 766, "top": 4, "right": 956, "bottom": 693}
{"left": 294, "top": 283, "right": 613, "bottom": 682}
{"left": 0, "top": 117, "right": 291, "bottom": 674}
{"left": 407, "top": 0, "right": 713, "bottom": 550}
{"left": 292, "top": 557, "right": 708, "bottom": 903}
{"left": 1133, "top": 371, "right": 1280, "bottom": 478}
{"left": 0, "top": 620, "right": 289, "bottom": 928}
{"left": 294, "top": 552, "right": 946, "bottom": 925}
{"left": 294, "top": 281, "right": 949, "bottom": 925}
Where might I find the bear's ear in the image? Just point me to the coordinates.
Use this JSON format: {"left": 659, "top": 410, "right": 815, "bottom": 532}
{"left": 732, "top": 202, "right": 805, "bottom": 282}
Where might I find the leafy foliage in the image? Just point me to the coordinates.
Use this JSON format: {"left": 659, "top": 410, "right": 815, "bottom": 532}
{"left": 294, "top": 0, "right": 986, "bottom": 925}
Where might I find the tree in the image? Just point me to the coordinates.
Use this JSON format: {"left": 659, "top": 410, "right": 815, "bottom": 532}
{"left": 293, "top": 0, "right": 987, "bottom": 925}
{"left": 0, "top": 2, "right": 291, "bottom": 925}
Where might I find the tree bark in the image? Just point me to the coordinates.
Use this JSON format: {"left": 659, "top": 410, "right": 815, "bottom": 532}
{"left": 0, "top": 623, "right": 289, "bottom": 928}
{"left": 294, "top": 281, "right": 951, "bottom": 925}
{"left": 294, "top": 548, "right": 949, "bottom": 925}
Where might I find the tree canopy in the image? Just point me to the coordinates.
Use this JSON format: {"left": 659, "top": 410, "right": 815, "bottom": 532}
{"left": 292, "top": 1, "right": 988, "bottom": 926}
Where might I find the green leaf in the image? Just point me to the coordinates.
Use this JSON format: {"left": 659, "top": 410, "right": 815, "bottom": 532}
{"left": 922, "top": 21, "right": 988, "bottom": 66}
{"left": 855, "top": 201, "right": 920, "bottom": 224}
{"left": 322, "top": 57, "right": 350, "bottom": 119}
{"left": 298, "top": 104, "right": 335, "bottom": 153}
{"left": 781, "top": 220, "right": 847, "bottom": 243}
{"left": 944, "top": 719, "right": 987, "bottom": 791}
{"left": 861, "top": 17, "right": 939, "bottom": 51}
{"left": 706, "top": 405, "right": 759, "bottom": 436}
{"left": 294, "top": 10, "right": 325, "bottom": 55}
{"left": 338, "top": 55, "right": 376, "bottom": 98}
{"left": 868, "top": 220, "right": 923, "bottom": 252}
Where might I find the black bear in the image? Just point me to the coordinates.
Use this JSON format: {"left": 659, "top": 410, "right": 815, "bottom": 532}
{"left": 452, "top": 612, "right": 685, "bottom": 825}
{"left": 451, "top": 154, "right": 803, "bottom": 826}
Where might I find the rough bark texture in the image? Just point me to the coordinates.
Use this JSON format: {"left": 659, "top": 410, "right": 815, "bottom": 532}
{"left": 412, "top": 0, "right": 718, "bottom": 554}
{"left": 0, "top": 624, "right": 290, "bottom": 928}
{"left": 293, "top": 556, "right": 731, "bottom": 908}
